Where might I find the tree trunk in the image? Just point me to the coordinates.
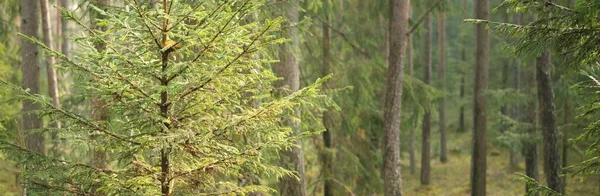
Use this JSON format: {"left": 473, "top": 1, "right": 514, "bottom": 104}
{"left": 275, "top": 1, "right": 307, "bottom": 195}
{"left": 21, "top": 0, "right": 44, "bottom": 155}
{"left": 407, "top": 9, "right": 416, "bottom": 176}
{"left": 438, "top": 9, "right": 448, "bottom": 163}
{"left": 61, "top": 0, "right": 70, "bottom": 59}
{"left": 524, "top": 97, "right": 539, "bottom": 193}
{"left": 21, "top": 1, "right": 44, "bottom": 194}
{"left": 458, "top": 0, "right": 466, "bottom": 133}
{"left": 90, "top": 0, "right": 110, "bottom": 170}
{"left": 382, "top": 0, "right": 409, "bottom": 195}
{"left": 321, "top": 3, "right": 334, "bottom": 196}
{"left": 522, "top": 59, "right": 539, "bottom": 193}
{"left": 40, "top": 0, "right": 62, "bottom": 157}
{"left": 420, "top": 13, "right": 432, "bottom": 186}
{"left": 562, "top": 94, "right": 569, "bottom": 193}
{"left": 536, "top": 50, "right": 564, "bottom": 194}
{"left": 471, "top": 0, "right": 490, "bottom": 194}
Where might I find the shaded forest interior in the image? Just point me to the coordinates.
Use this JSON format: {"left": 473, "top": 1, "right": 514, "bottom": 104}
{"left": 0, "top": 0, "right": 600, "bottom": 195}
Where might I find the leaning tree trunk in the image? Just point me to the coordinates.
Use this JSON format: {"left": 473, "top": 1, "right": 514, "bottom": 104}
{"left": 321, "top": 3, "right": 335, "bottom": 195}
{"left": 275, "top": 1, "right": 307, "bottom": 195}
{"left": 420, "top": 13, "right": 432, "bottom": 186}
{"left": 40, "top": 0, "right": 62, "bottom": 157}
{"left": 438, "top": 9, "right": 448, "bottom": 163}
{"left": 471, "top": 0, "right": 490, "bottom": 194}
{"left": 536, "top": 50, "right": 564, "bottom": 194}
{"left": 382, "top": 0, "right": 409, "bottom": 195}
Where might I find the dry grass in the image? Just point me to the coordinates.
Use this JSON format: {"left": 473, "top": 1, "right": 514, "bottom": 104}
{"left": 400, "top": 132, "right": 600, "bottom": 196}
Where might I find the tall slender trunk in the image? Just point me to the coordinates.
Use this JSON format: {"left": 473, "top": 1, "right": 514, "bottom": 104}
{"left": 536, "top": 50, "right": 563, "bottom": 194}
{"left": 40, "top": 0, "right": 62, "bottom": 157}
{"left": 21, "top": 1, "right": 44, "bottom": 194}
{"left": 275, "top": 1, "right": 307, "bottom": 195}
{"left": 524, "top": 84, "right": 539, "bottom": 193}
{"left": 407, "top": 9, "right": 416, "bottom": 176}
{"left": 458, "top": 0, "right": 466, "bottom": 132}
{"left": 420, "top": 13, "right": 432, "bottom": 186}
{"left": 562, "top": 93, "right": 569, "bottom": 192}
{"left": 501, "top": 10, "right": 519, "bottom": 169}
{"left": 90, "top": 0, "right": 110, "bottom": 170}
{"left": 158, "top": 2, "right": 173, "bottom": 195}
{"left": 383, "top": 0, "right": 409, "bottom": 195}
{"left": 21, "top": 0, "right": 44, "bottom": 155}
{"left": 438, "top": 9, "right": 447, "bottom": 163}
{"left": 61, "top": 0, "right": 70, "bottom": 59}
{"left": 471, "top": 0, "right": 490, "bottom": 194}
{"left": 321, "top": 3, "right": 334, "bottom": 195}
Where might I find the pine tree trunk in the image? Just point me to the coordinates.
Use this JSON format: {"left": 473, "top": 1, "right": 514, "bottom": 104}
{"left": 523, "top": 60, "right": 539, "bottom": 193}
{"left": 458, "top": 0, "right": 467, "bottom": 133}
{"left": 471, "top": 0, "right": 490, "bottom": 194}
{"left": 383, "top": 0, "right": 409, "bottom": 195}
{"left": 275, "top": 1, "right": 307, "bottom": 195}
{"left": 21, "top": 0, "right": 44, "bottom": 156}
{"left": 536, "top": 50, "right": 564, "bottom": 194}
{"left": 562, "top": 94, "right": 569, "bottom": 192}
{"left": 438, "top": 10, "right": 448, "bottom": 163}
{"left": 21, "top": 1, "right": 44, "bottom": 194}
{"left": 90, "top": 0, "right": 110, "bottom": 170}
{"left": 321, "top": 4, "right": 334, "bottom": 196}
{"left": 41, "top": 0, "right": 62, "bottom": 157}
{"left": 61, "top": 0, "right": 70, "bottom": 59}
{"left": 420, "top": 13, "right": 432, "bottom": 186}
{"left": 407, "top": 9, "right": 416, "bottom": 175}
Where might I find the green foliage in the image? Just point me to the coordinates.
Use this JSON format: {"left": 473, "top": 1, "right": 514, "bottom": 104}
{"left": 0, "top": 0, "right": 329, "bottom": 195}
{"left": 516, "top": 173, "right": 561, "bottom": 196}
{"left": 469, "top": 1, "right": 600, "bottom": 70}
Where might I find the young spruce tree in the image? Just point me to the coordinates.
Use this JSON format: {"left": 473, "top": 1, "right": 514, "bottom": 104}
{"left": 0, "top": 0, "right": 328, "bottom": 195}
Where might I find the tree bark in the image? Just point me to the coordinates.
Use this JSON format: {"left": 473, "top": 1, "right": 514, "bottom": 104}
{"left": 438, "top": 9, "right": 448, "bottom": 163}
{"left": 407, "top": 9, "right": 416, "bottom": 176}
{"left": 523, "top": 60, "right": 539, "bottom": 194}
{"left": 562, "top": 93, "right": 569, "bottom": 193}
{"left": 536, "top": 50, "right": 564, "bottom": 194}
{"left": 21, "top": 0, "right": 44, "bottom": 155}
{"left": 471, "top": 0, "right": 490, "bottom": 195}
{"left": 420, "top": 13, "right": 432, "bottom": 186}
{"left": 90, "top": 0, "right": 110, "bottom": 170}
{"left": 458, "top": 0, "right": 467, "bottom": 133}
{"left": 321, "top": 3, "right": 334, "bottom": 195}
{"left": 40, "top": 0, "right": 62, "bottom": 157}
{"left": 382, "top": 0, "right": 409, "bottom": 195}
{"left": 61, "top": 0, "right": 70, "bottom": 59}
{"left": 275, "top": 1, "right": 307, "bottom": 195}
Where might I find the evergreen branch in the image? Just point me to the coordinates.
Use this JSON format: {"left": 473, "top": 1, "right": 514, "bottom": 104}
{"left": 407, "top": 0, "right": 444, "bottom": 35}
{"left": 198, "top": 187, "right": 243, "bottom": 195}
{"left": 29, "top": 180, "right": 91, "bottom": 195}
{"left": 132, "top": 0, "right": 162, "bottom": 49}
{"left": 189, "top": 0, "right": 252, "bottom": 65}
{"left": 178, "top": 16, "right": 277, "bottom": 100}
{"left": 0, "top": 79, "right": 142, "bottom": 146}
{"left": 0, "top": 141, "right": 117, "bottom": 175}
{"left": 312, "top": 15, "right": 371, "bottom": 58}
{"left": 166, "top": 1, "right": 209, "bottom": 32}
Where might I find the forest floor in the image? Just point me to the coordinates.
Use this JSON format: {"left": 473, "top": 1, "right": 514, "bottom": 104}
{"left": 400, "top": 131, "right": 600, "bottom": 196}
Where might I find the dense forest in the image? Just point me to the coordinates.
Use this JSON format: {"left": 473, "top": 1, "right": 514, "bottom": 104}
{"left": 0, "top": 0, "right": 599, "bottom": 195}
